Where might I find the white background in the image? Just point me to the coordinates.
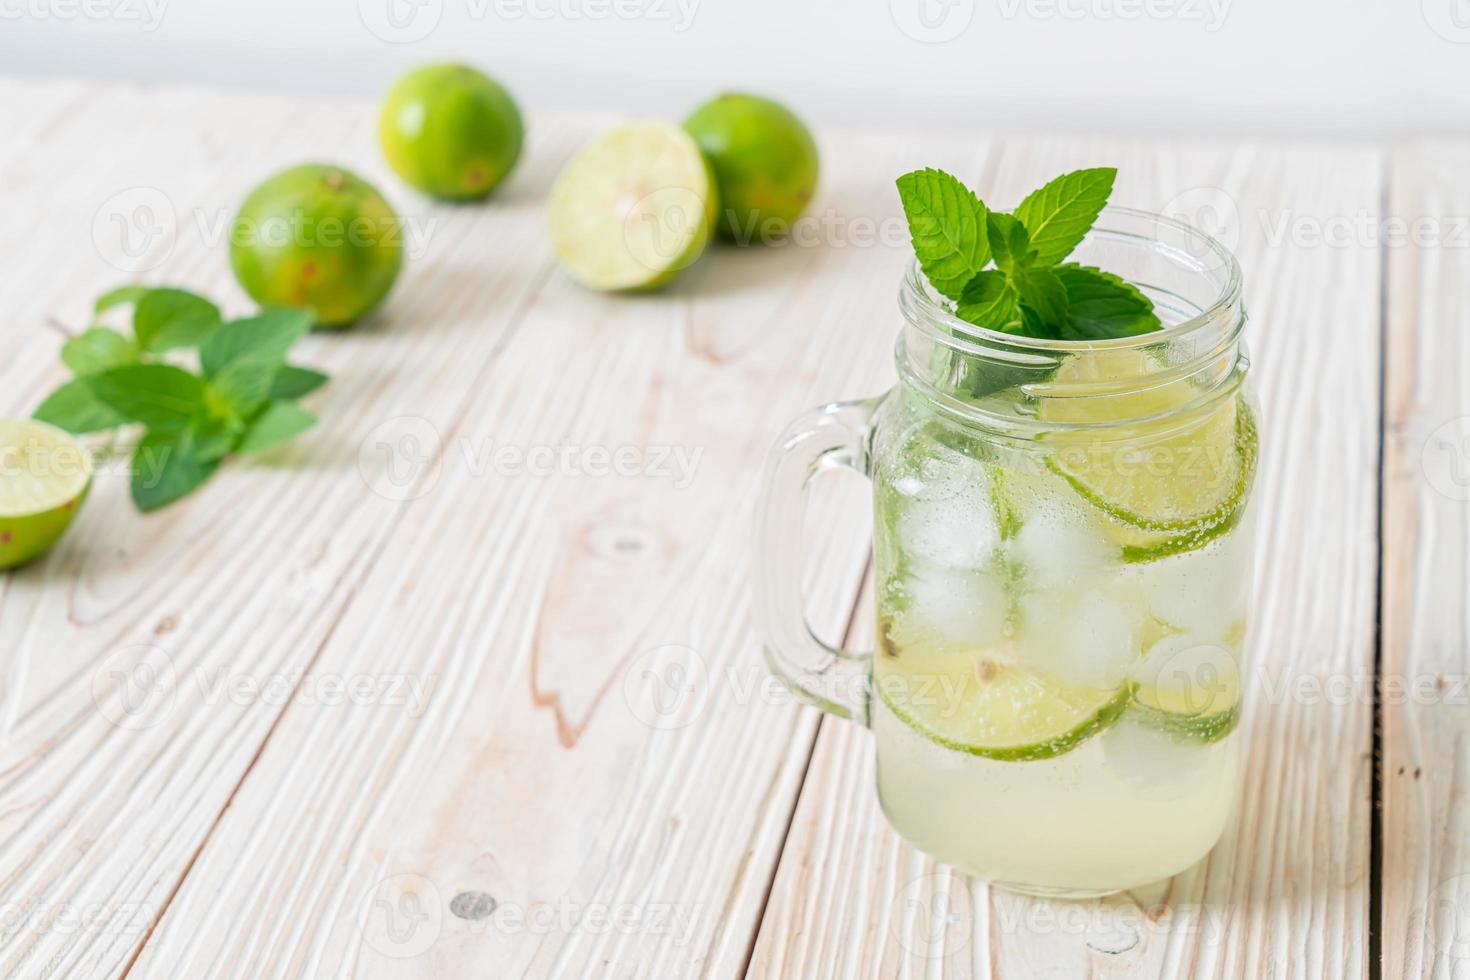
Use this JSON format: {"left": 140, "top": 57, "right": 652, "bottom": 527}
{"left": 0, "top": 0, "right": 1468, "bottom": 138}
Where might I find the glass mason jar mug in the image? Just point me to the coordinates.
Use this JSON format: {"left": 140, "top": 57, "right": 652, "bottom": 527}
{"left": 753, "top": 208, "right": 1259, "bottom": 897}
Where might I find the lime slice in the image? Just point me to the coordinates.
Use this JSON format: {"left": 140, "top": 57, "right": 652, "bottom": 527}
{"left": 1039, "top": 350, "right": 1256, "bottom": 560}
{"left": 547, "top": 121, "right": 717, "bottom": 291}
{"left": 0, "top": 419, "right": 92, "bottom": 569}
{"left": 875, "top": 646, "right": 1129, "bottom": 761}
{"left": 1128, "top": 633, "right": 1241, "bottom": 743}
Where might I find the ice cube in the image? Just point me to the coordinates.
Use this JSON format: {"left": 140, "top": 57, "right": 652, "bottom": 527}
{"left": 1012, "top": 498, "right": 1117, "bottom": 591}
{"left": 1130, "top": 533, "right": 1250, "bottom": 641}
{"left": 897, "top": 566, "right": 1008, "bottom": 649}
{"left": 1102, "top": 715, "right": 1211, "bottom": 792}
{"left": 896, "top": 466, "right": 1000, "bottom": 571}
{"left": 1019, "top": 589, "right": 1141, "bottom": 690}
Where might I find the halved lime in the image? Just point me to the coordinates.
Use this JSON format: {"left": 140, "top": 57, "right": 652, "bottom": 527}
{"left": 547, "top": 121, "right": 717, "bottom": 291}
{"left": 0, "top": 419, "right": 92, "bottom": 569}
{"left": 1039, "top": 350, "right": 1256, "bottom": 560}
{"left": 1128, "top": 633, "right": 1241, "bottom": 743}
{"left": 875, "top": 646, "right": 1130, "bottom": 761}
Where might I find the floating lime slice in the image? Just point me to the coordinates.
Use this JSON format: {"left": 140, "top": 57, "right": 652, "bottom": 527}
{"left": 875, "top": 645, "right": 1130, "bottom": 761}
{"left": 1128, "top": 633, "right": 1241, "bottom": 743}
{"left": 0, "top": 419, "right": 92, "bottom": 569}
{"left": 547, "top": 121, "right": 717, "bottom": 291}
{"left": 1039, "top": 350, "right": 1256, "bottom": 561}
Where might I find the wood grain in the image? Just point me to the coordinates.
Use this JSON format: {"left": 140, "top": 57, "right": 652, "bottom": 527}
{"left": 749, "top": 137, "right": 1384, "bottom": 979}
{"left": 1381, "top": 141, "right": 1470, "bottom": 979}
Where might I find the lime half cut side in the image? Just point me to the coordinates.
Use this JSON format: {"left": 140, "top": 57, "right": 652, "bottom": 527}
{"left": 0, "top": 419, "right": 92, "bottom": 569}
{"left": 876, "top": 647, "right": 1130, "bottom": 762}
{"left": 1040, "top": 350, "right": 1257, "bottom": 560}
{"left": 547, "top": 121, "right": 717, "bottom": 291}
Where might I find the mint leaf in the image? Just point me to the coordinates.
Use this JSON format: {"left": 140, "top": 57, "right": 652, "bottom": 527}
{"left": 987, "top": 212, "right": 1033, "bottom": 273}
{"left": 237, "top": 401, "right": 317, "bottom": 455}
{"left": 1013, "top": 168, "right": 1115, "bottom": 266}
{"left": 896, "top": 169, "right": 990, "bottom": 301}
{"left": 86, "top": 364, "right": 205, "bottom": 430}
{"left": 62, "top": 327, "right": 138, "bottom": 376}
{"left": 95, "top": 284, "right": 152, "bottom": 314}
{"left": 211, "top": 363, "right": 276, "bottom": 418}
{"left": 954, "top": 271, "right": 1021, "bottom": 331}
{"left": 190, "top": 410, "right": 245, "bottom": 462}
{"left": 1054, "top": 263, "right": 1162, "bottom": 340}
{"left": 134, "top": 289, "right": 222, "bottom": 353}
{"left": 1015, "top": 268, "right": 1068, "bottom": 331}
{"left": 269, "top": 365, "right": 329, "bottom": 401}
{"left": 34, "top": 378, "right": 130, "bottom": 433}
{"left": 131, "top": 427, "right": 220, "bottom": 512}
{"left": 201, "top": 309, "right": 313, "bottom": 378}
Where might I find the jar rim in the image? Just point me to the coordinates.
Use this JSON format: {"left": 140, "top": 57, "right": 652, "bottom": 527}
{"left": 898, "top": 205, "right": 1243, "bottom": 353}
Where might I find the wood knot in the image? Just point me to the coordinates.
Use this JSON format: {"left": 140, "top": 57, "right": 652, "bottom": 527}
{"left": 449, "top": 891, "right": 497, "bottom": 920}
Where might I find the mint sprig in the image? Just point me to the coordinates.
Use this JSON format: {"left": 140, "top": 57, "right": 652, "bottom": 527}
{"left": 897, "top": 166, "right": 1164, "bottom": 386}
{"left": 34, "top": 286, "right": 328, "bottom": 512}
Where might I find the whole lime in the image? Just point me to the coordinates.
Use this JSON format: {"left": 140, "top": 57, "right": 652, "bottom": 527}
{"left": 683, "top": 93, "right": 820, "bottom": 243}
{"left": 230, "top": 164, "right": 404, "bottom": 328}
{"left": 0, "top": 418, "right": 92, "bottom": 569}
{"left": 380, "top": 63, "right": 524, "bottom": 201}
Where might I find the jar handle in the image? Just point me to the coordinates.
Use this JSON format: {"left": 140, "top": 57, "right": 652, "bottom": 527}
{"left": 752, "top": 396, "right": 881, "bottom": 727}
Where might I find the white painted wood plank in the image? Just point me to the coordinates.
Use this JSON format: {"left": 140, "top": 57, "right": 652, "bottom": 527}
{"left": 0, "top": 79, "right": 589, "bottom": 978}
{"left": 121, "top": 123, "right": 998, "bottom": 977}
{"left": 1382, "top": 141, "right": 1470, "bottom": 979}
{"left": 750, "top": 137, "right": 1383, "bottom": 979}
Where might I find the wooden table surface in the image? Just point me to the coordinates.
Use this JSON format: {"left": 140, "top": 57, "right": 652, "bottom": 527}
{"left": 0, "top": 76, "right": 1461, "bottom": 979}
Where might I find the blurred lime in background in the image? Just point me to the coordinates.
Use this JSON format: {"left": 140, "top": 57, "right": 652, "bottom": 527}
{"left": 0, "top": 419, "right": 91, "bottom": 569}
{"left": 380, "top": 64, "right": 524, "bottom": 201}
{"left": 683, "top": 93, "right": 819, "bottom": 243}
{"left": 230, "top": 164, "right": 404, "bottom": 328}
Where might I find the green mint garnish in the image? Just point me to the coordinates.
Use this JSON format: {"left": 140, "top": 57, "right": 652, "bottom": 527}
{"left": 894, "top": 168, "right": 990, "bottom": 301}
{"left": 897, "top": 165, "right": 1164, "bottom": 397}
{"left": 34, "top": 286, "right": 328, "bottom": 512}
